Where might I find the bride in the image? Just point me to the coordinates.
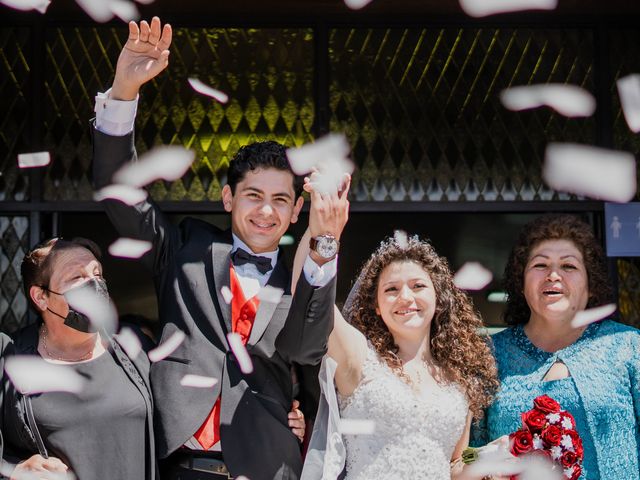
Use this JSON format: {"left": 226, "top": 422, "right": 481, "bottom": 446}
{"left": 294, "top": 196, "right": 498, "bottom": 478}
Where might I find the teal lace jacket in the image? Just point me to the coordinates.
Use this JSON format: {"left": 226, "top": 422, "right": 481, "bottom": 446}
{"left": 472, "top": 320, "right": 640, "bottom": 480}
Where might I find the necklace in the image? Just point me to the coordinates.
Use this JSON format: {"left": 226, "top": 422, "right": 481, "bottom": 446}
{"left": 41, "top": 327, "right": 95, "bottom": 362}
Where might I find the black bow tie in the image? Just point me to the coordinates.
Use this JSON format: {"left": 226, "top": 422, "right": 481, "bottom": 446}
{"left": 231, "top": 248, "right": 273, "bottom": 275}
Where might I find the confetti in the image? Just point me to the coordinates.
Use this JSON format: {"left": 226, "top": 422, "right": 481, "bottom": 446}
{"left": 257, "top": 285, "right": 284, "bottom": 304}
{"left": 108, "top": 238, "right": 152, "bottom": 259}
{"left": 459, "top": 0, "right": 557, "bottom": 17}
{"left": 108, "top": 0, "right": 139, "bottom": 22}
{"left": 188, "top": 78, "right": 229, "bottom": 104}
{"left": 220, "top": 286, "right": 233, "bottom": 304}
{"left": 393, "top": 230, "right": 409, "bottom": 249}
{"left": 571, "top": 303, "right": 617, "bottom": 328}
{"left": 453, "top": 262, "right": 493, "bottom": 290}
{"left": 338, "top": 419, "right": 376, "bottom": 435}
{"left": 115, "top": 326, "right": 142, "bottom": 359}
{"left": 94, "top": 184, "right": 148, "bottom": 205}
{"left": 17, "top": 151, "right": 50, "bottom": 168}
{"left": 616, "top": 74, "right": 640, "bottom": 133}
{"left": 75, "top": 0, "right": 114, "bottom": 22}
{"left": 113, "top": 145, "right": 195, "bottom": 187}
{"left": 227, "top": 332, "right": 253, "bottom": 374}
{"left": 543, "top": 143, "right": 637, "bottom": 203}
{"left": 500, "top": 84, "right": 596, "bottom": 118}
{"left": 0, "top": 0, "right": 50, "bottom": 13}
{"left": 65, "top": 283, "right": 118, "bottom": 335}
{"left": 286, "top": 133, "right": 351, "bottom": 176}
{"left": 180, "top": 374, "right": 219, "bottom": 388}
{"left": 5, "top": 356, "right": 86, "bottom": 394}
{"left": 343, "top": 0, "right": 373, "bottom": 10}
{"left": 148, "top": 330, "right": 186, "bottom": 362}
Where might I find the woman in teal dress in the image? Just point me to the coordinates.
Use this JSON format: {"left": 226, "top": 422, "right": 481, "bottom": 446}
{"left": 474, "top": 214, "right": 639, "bottom": 480}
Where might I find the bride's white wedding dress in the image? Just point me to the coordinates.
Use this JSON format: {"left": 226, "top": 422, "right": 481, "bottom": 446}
{"left": 338, "top": 344, "right": 469, "bottom": 479}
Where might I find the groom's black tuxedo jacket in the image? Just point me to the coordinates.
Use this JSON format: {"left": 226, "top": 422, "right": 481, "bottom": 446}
{"left": 92, "top": 127, "right": 336, "bottom": 480}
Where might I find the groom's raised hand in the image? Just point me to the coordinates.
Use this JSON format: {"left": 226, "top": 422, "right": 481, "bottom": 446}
{"left": 111, "top": 16, "right": 173, "bottom": 101}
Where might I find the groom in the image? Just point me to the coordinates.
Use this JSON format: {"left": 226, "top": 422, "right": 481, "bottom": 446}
{"left": 92, "top": 17, "right": 349, "bottom": 480}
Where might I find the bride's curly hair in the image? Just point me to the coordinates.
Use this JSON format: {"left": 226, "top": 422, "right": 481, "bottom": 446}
{"left": 346, "top": 236, "right": 499, "bottom": 420}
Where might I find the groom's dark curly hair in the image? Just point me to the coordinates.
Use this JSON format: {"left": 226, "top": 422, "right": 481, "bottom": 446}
{"left": 348, "top": 236, "right": 499, "bottom": 421}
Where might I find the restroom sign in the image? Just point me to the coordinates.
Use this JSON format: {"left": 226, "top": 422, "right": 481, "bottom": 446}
{"left": 604, "top": 202, "right": 640, "bottom": 257}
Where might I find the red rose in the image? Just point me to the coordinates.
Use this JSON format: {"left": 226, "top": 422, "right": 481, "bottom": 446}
{"left": 561, "top": 450, "right": 578, "bottom": 468}
{"left": 521, "top": 409, "right": 547, "bottom": 433}
{"left": 509, "top": 429, "right": 534, "bottom": 456}
{"left": 560, "top": 411, "right": 577, "bottom": 429}
{"left": 569, "top": 463, "right": 582, "bottom": 480}
{"left": 533, "top": 395, "right": 561, "bottom": 414}
{"left": 566, "top": 430, "right": 584, "bottom": 460}
{"left": 541, "top": 424, "right": 563, "bottom": 447}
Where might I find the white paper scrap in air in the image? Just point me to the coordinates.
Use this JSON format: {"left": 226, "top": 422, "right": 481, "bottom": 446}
{"left": 286, "top": 134, "right": 351, "bottom": 176}
{"left": 188, "top": 78, "right": 229, "bottom": 104}
{"left": 453, "top": 262, "right": 493, "bottom": 290}
{"left": 18, "top": 151, "right": 50, "bottom": 168}
{"left": 115, "top": 327, "right": 142, "bottom": 359}
{"left": 394, "top": 230, "right": 409, "bottom": 249}
{"left": 113, "top": 145, "right": 195, "bottom": 187}
{"left": 94, "top": 184, "right": 148, "bottom": 205}
{"left": 343, "top": 0, "right": 373, "bottom": 10}
{"left": 65, "top": 286, "right": 118, "bottom": 334}
{"left": 5, "top": 356, "right": 87, "bottom": 394}
{"left": 617, "top": 74, "right": 640, "bottom": 133}
{"left": 75, "top": 0, "right": 115, "bottom": 22}
{"left": 227, "top": 332, "right": 253, "bottom": 374}
{"left": 543, "top": 143, "right": 637, "bottom": 203}
{"left": 108, "top": 0, "right": 139, "bottom": 21}
{"left": 257, "top": 285, "right": 284, "bottom": 304}
{"left": 148, "top": 330, "right": 186, "bottom": 362}
{"left": 500, "top": 84, "right": 596, "bottom": 117}
{"left": 0, "top": 0, "right": 50, "bottom": 13}
{"left": 109, "top": 238, "right": 152, "bottom": 258}
{"left": 571, "top": 303, "right": 617, "bottom": 328}
{"left": 220, "top": 286, "right": 233, "bottom": 304}
{"left": 459, "top": 0, "right": 557, "bottom": 17}
{"left": 338, "top": 419, "right": 376, "bottom": 435}
{"left": 180, "top": 374, "right": 219, "bottom": 388}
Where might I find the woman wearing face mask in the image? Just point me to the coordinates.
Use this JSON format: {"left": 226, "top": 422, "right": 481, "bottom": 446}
{"left": 1, "top": 237, "right": 157, "bottom": 480}
{"left": 295, "top": 224, "right": 498, "bottom": 477}
{"left": 473, "top": 214, "right": 640, "bottom": 479}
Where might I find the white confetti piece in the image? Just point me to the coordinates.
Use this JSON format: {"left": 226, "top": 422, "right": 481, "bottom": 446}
{"left": 5, "top": 356, "right": 86, "bottom": 394}
{"left": 148, "top": 330, "right": 186, "bottom": 362}
{"left": 344, "top": 0, "right": 373, "bottom": 10}
{"left": 571, "top": 303, "right": 617, "bottom": 328}
{"left": 617, "top": 74, "right": 640, "bottom": 133}
{"left": 453, "top": 262, "right": 493, "bottom": 290}
{"left": 75, "top": 0, "right": 114, "bottom": 22}
{"left": 500, "top": 84, "right": 596, "bottom": 118}
{"left": 108, "top": 238, "right": 152, "bottom": 259}
{"left": 286, "top": 134, "right": 351, "bottom": 176}
{"left": 17, "top": 151, "right": 50, "bottom": 168}
{"left": 227, "top": 332, "right": 253, "bottom": 374}
{"left": 94, "top": 184, "right": 148, "bottom": 205}
{"left": 543, "top": 143, "right": 637, "bottom": 203}
{"left": 113, "top": 145, "right": 195, "bottom": 188}
{"left": 393, "top": 230, "right": 409, "bottom": 249}
{"left": 338, "top": 419, "right": 376, "bottom": 435}
{"left": 115, "top": 326, "right": 142, "bottom": 359}
{"left": 257, "top": 285, "right": 284, "bottom": 304}
{"left": 108, "top": 0, "right": 139, "bottom": 21}
{"left": 65, "top": 284, "right": 118, "bottom": 335}
{"left": 180, "top": 374, "right": 219, "bottom": 388}
{"left": 459, "top": 0, "right": 557, "bottom": 17}
{"left": 220, "top": 286, "right": 233, "bottom": 304}
{"left": 0, "top": 0, "right": 50, "bottom": 13}
{"left": 188, "top": 78, "right": 229, "bottom": 104}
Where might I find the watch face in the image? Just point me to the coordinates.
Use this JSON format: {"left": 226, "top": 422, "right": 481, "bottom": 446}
{"left": 317, "top": 237, "right": 338, "bottom": 258}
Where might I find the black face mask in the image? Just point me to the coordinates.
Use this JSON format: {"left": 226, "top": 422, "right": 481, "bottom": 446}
{"left": 45, "top": 278, "right": 110, "bottom": 333}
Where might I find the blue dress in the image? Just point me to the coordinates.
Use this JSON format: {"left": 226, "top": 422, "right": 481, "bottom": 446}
{"left": 472, "top": 320, "right": 640, "bottom": 480}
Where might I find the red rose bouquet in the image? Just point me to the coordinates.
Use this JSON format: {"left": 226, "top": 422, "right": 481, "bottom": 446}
{"left": 462, "top": 395, "right": 584, "bottom": 480}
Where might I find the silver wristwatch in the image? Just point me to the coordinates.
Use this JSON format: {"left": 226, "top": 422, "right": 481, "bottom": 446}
{"left": 309, "top": 234, "right": 339, "bottom": 259}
